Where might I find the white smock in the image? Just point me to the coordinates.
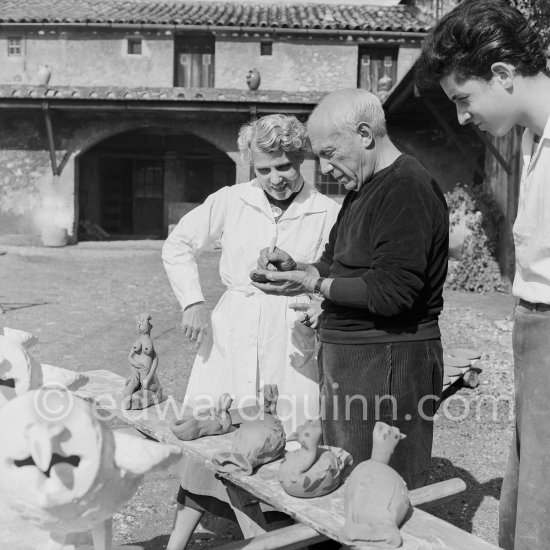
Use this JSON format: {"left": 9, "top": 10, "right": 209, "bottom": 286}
{"left": 163, "top": 180, "right": 340, "bottom": 436}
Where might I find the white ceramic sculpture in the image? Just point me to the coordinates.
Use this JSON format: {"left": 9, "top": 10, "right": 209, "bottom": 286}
{"left": 0, "top": 327, "right": 43, "bottom": 408}
{"left": 0, "top": 327, "right": 85, "bottom": 410}
{"left": 0, "top": 388, "right": 183, "bottom": 549}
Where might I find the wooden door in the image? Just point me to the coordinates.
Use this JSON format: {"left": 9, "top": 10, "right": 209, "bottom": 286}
{"left": 100, "top": 157, "right": 133, "bottom": 235}
{"left": 133, "top": 160, "right": 164, "bottom": 236}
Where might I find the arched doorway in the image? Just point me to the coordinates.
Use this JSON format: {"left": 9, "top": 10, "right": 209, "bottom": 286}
{"left": 78, "top": 127, "right": 235, "bottom": 239}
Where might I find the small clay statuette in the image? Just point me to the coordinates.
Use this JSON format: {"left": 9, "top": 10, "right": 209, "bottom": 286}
{"left": 171, "top": 393, "right": 234, "bottom": 441}
{"left": 278, "top": 418, "right": 352, "bottom": 498}
{"left": 123, "top": 313, "right": 164, "bottom": 410}
{"left": 341, "top": 422, "right": 411, "bottom": 549}
{"left": 213, "top": 384, "right": 286, "bottom": 475}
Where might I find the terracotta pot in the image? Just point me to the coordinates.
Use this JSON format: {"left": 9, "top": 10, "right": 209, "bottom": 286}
{"left": 37, "top": 65, "right": 52, "bottom": 86}
{"left": 246, "top": 69, "right": 261, "bottom": 91}
{"left": 41, "top": 227, "right": 68, "bottom": 247}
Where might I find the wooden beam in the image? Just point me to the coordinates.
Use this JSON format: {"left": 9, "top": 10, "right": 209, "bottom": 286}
{"left": 422, "top": 96, "right": 486, "bottom": 180}
{"left": 41, "top": 102, "right": 58, "bottom": 176}
{"left": 473, "top": 126, "right": 512, "bottom": 174}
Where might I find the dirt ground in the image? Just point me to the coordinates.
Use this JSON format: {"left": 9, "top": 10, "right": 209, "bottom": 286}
{"left": 0, "top": 241, "right": 516, "bottom": 549}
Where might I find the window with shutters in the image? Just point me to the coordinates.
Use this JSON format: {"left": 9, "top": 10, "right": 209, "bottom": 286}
{"left": 174, "top": 34, "right": 215, "bottom": 88}
{"left": 358, "top": 46, "right": 398, "bottom": 101}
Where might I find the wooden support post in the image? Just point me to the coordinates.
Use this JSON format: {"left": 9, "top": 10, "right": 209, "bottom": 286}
{"left": 422, "top": 96, "right": 486, "bottom": 180}
{"left": 473, "top": 125, "right": 512, "bottom": 174}
{"left": 225, "top": 483, "right": 269, "bottom": 538}
{"left": 214, "top": 523, "right": 328, "bottom": 550}
{"left": 42, "top": 101, "right": 59, "bottom": 176}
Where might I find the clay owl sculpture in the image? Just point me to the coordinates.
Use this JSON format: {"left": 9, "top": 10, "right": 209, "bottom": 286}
{"left": 0, "top": 388, "right": 183, "bottom": 549}
{"left": 212, "top": 384, "right": 286, "bottom": 475}
{"left": 278, "top": 418, "right": 352, "bottom": 498}
{"left": 0, "top": 327, "right": 43, "bottom": 408}
{"left": 341, "top": 422, "right": 411, "bottom": 549}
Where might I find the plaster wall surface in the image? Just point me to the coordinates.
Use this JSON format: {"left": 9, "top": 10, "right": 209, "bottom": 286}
{"left": 0, "top": 111, "right": 243, "bottom": 244}
{"left": 215, "top": 39, "right": 357, "bottom": 92}
{"left": 0, "top": 29, "right": 174, "bottom": 87}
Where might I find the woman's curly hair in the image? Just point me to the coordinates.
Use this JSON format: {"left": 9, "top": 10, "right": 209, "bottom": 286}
{"left": 415, "top": 0, "right": 548, "bottom": 91}
{"left": 238, "top": 114, "right": 310, "bottom": 164}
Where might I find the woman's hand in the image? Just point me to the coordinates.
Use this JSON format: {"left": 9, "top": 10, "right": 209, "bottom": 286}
{"left": 257, "top": 246, "right": 297, "bottom": 272}
{"left": 250, "top": 269, "right": 317, "bottom": 295}
{"left": 289, "top": 298, "right": 324, "bottom": 330}
{"left": 182, "top": 302, "right": 210, "bottom": 351}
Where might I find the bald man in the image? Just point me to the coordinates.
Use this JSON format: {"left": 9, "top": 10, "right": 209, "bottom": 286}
{"left": 251, "top": 88, "right": 449, "bottom": 489}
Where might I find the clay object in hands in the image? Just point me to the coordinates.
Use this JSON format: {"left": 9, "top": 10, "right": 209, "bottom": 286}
{"left": 0, "top": 388, "right": 182, "bottom": 546}
{"left": 123, "top": 313, "right": 165, "bottom": 410}
{"left": 213, "top": 384, "right": 286, "bottom": 475}
{"left": 171, "top": 393, "right": 233, "bottom": 440}
{"left": 341, "top": 422, "right": 411, "bottom": 549}
{"left": 278, "top": 418, "right": 352, "bottom": 498}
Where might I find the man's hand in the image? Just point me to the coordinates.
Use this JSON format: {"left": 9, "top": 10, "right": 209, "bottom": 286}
{"left": 257, "top": 246, "right": 297, "bottom": 272}
{"left": 289, "top": 298, "right": 324, "bottom": 329}
{"left": 250, "top": 269, "right": 317, "bottom": 295}
{"left": 182, "top": 302, "right": 210, "bottom": 351}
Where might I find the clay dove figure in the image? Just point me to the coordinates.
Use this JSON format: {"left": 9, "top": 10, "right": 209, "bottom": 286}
{"left": 341, "top": 422, "right": 411, "bottom": 549}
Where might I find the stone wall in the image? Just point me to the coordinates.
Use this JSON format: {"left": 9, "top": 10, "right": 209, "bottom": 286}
{"left": 215, "top": 37, "right": 358, "bottom": 92}
{"left": 0, "top": 110, "right": 245, "bottom": 244}
{"left": 0, "top": 29, "right": 174, "bottom": 88}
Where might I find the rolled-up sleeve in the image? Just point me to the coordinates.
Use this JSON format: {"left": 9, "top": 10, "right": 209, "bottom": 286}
{"left": 162, "top": 187, "right": 229, "bottom": 311}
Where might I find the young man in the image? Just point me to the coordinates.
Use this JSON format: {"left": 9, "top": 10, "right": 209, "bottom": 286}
{"left": 416, "top": 2, "right": 550, "bottom": 549}
{"left": 251, "top": 88, "right": 449, "bottom": 491}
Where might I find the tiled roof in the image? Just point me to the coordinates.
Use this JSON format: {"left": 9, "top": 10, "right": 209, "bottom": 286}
{"left": 0, "top": 0, "right": 434, "bottom": 33}
{"left": 0, "top": 85, "right": 326, "bottom": 105}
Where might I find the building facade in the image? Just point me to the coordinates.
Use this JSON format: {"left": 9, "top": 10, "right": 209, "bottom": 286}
{"left": 0, "top": 0, "right": 479, "bottom": 245}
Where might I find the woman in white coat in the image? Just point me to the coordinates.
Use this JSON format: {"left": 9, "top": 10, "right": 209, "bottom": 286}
{"left": 162, "top": 114, "right": 340, "bottom": 550}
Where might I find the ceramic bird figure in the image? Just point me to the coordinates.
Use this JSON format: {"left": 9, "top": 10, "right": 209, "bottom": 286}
{"left": 0, "top": 388, "right": 183, "bottom": 549}
{"left": 278, "top": 418, "right": 352, "bottom": 498}
{"left": 341, "top": 422, "right": 411, "bottom": 549}
{"left": 0, "top": 327, "right": 43, "bottom": 408}
{"left": 0, "top": 327, "right": 86, "bottom": 411}
{"left": 171, "top": 393, "right": 233, "bottom": 440}
{"left": 212, "top": 384, "right": 285, "bottom": 475}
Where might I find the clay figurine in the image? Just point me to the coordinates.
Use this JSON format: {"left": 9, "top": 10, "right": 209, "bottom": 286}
{"left": 212, "top": 384, "right": 286, "bottom": 475}
{"left": 278, "top": 418, "right": 352, "bottom": 498}
{"left": 123, "top": 313, "right": 164, "bottom": 410}
{"left": 0, "top": 388, "right": 182, "bottom": 549}
{"left": 341, "top": 422, "right": 411, "bottom": 549}
{"left": 171, "top": 393, "right": 233, "bottom": 440}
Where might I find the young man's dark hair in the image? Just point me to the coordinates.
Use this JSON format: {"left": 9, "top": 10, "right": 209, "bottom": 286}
{"left": 415, "top": 0, "right": 548, "bottom": 90}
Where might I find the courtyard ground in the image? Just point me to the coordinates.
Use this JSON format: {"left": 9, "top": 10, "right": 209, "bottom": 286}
{"left": 0, "top": 241, "right": 516, "bottom": 549}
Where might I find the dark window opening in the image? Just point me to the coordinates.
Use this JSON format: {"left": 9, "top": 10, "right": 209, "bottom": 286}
{"left": 127, "top": 37, "right": 142, "bottom": 55}
{"left": 260, "top": 41, "right": 273, "bottom": 56}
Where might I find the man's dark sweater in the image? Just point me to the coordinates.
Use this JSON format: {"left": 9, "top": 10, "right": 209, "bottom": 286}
{"left": 313, "top": 154, "right": 449, "bottom": 344}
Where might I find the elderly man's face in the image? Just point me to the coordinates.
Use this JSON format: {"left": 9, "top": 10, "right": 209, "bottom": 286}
{"left": 251, "top": 149, "right": 303, "bottom": 200}
{"left": 309, "top": 116, "right": 372, "bottom": 192}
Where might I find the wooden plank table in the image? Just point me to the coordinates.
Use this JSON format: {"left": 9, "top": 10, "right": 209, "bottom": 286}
{"left": 71, "top": 369, "right": 502, "bottom": 550}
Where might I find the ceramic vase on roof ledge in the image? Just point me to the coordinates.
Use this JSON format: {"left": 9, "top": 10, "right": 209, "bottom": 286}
{"left": 37, "top": 64, "right": 52, "bottom": 86}
{"left": 246, "top": 68, "right": 261, "bottom": 91}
